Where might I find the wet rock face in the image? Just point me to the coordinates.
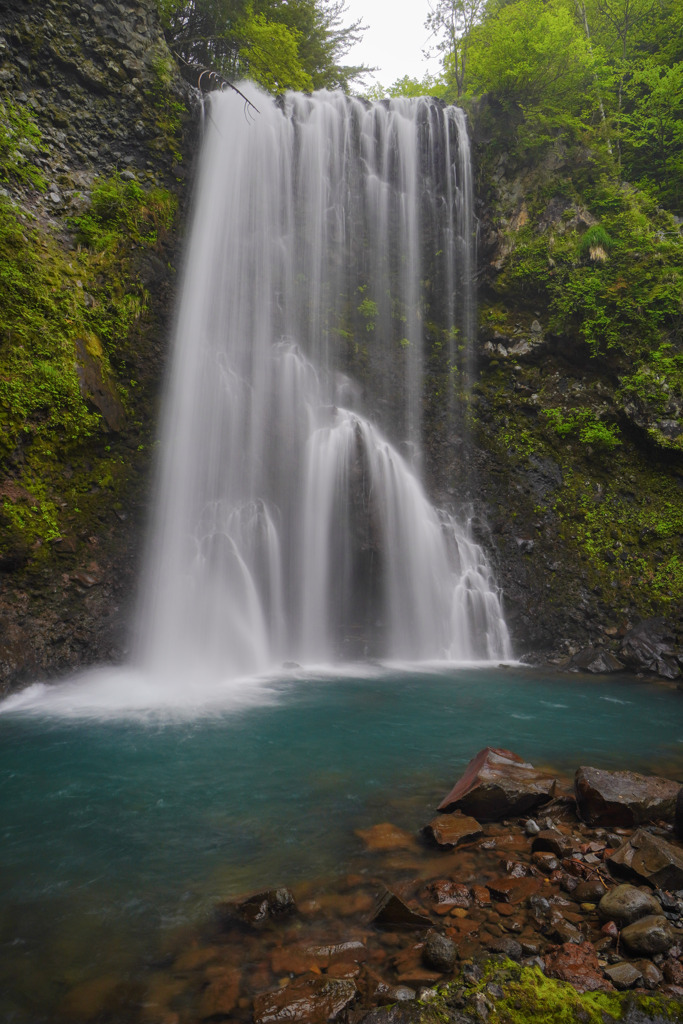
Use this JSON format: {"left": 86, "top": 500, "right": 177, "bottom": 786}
{"left": 252, "top": 976, "right": 357, "bottom": 1024}
{"left": 437, "top": 747, "right": 557, "bottom": 820}
{"left": 608, "top": 828, "right": 683, "bottom": 889}
{"left": 618, "top": 619, "right": 683, "bottom": 680}
{"left": 575, "top": 767, "right": 681, "bottom": 827}
{"left": 0, "top": 0, "right": 194, "bottom": 692}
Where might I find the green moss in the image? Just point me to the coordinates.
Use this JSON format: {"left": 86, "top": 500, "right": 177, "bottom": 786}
{"left": 0, "top": 99, "right": 47, "bottom": 191}
{"left": 0, "top": 168, "right": 178, "bottom": 563}
{"left": 425, "top": 961, "right": 681, "bottom": 1024}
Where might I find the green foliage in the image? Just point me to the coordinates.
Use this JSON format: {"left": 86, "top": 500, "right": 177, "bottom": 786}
{"left": 157, "top": 0, "right": 367, "bottom": 93}
{"left": 579, "top": 224, "right": 613, "bottom": 254}
{"left": 72, "top": 173, "right": 177, "bottom": 252}
{"left": 357, "top": 297, "right": 378, "bottom": 330}
{"left": 0, "top": 100, "right": 47, "bottom": 190}
{"left": 497, "top": 180, "right": 683, "bottom": 357}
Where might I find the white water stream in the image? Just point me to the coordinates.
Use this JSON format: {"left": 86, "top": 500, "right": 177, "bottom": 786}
{"left": 133, "top": 86, "right": 511, "bottom": 682}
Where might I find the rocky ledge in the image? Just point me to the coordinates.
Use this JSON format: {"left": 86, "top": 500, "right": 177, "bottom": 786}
{"left": 59, "top": 746, "right": 683, "bottom": 1023}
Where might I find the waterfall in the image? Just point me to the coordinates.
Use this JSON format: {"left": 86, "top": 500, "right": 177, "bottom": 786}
{"left": 136, "top": 86, "right": 511, "bottom": 680}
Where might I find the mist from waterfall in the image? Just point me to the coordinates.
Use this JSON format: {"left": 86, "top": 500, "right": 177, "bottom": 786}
{"left": 135, "top": 86, "right": 511, "bottom": 682}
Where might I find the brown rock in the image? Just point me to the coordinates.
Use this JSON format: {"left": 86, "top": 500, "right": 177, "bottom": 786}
{"left": 437, "top": 747, "right": 557, "bottom": 820}
{"left": 252, "top": 977, "right": 356, "bottom": 1024}
{"left": 471, "top": 885, "right": 491, "bottom": 906}
{"left": 487, "top": 876, "right": 542, "bottom": 905}
{"left": 422, "top": 880, "right": 471, "bottom": 909}
{"left": 607, "top": 829, "right": 683, "bottom": 889}
{"left": 532, "top": 829, "right": 574, "bottom": 858}
{"left": 544, "top": 942, "right": 614, "bottom": 993}
{"left": 355, "top": 823, "right": 417, "bottom": 852}
{"left": 371, "top": 888, "right": 431, "bottom": 930}
{"left": 575, "top": 766, "right": 680, "bottom": 827}
{"left": 422, "top": 812, "right": 483, "bottom": 848}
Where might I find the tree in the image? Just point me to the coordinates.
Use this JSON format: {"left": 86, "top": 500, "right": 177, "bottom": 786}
{"left": 425, "top": 0, "right": 487, "bottom": 97}
{"left": 466, "top": 0, "right": 603, "bottom": 139}
{"left": 157, "top": 0, "right": 368, "bottom": 93}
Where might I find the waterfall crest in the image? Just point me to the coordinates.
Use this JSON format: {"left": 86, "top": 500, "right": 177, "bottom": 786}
{"left": 136, "top": 87, "right": 511, "bottom": 679}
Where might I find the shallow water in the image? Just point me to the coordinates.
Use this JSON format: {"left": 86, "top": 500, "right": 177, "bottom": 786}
{"left": 0, "top": 665, "right": 681, "bottom": 1021}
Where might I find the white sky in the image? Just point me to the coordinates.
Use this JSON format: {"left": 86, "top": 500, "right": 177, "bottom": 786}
{"left": 340, "top": 0, "right": 443, "bottom": 90}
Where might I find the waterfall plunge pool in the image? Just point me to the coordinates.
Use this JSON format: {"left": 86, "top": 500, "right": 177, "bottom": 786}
{"left": 0, "top": 664, "right": 681, "bottom": 1021}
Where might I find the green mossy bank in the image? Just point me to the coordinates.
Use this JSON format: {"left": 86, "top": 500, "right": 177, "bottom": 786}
{"left": 365, "top": 960, "right": 681, "bottom": 1024}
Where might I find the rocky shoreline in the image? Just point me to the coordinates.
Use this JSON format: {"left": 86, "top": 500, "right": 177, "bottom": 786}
{"left": 60, "top": 747, "right": 683, "bottom": 1023}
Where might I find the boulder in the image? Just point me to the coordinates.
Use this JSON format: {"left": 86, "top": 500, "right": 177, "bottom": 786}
{"left": 217, "top": 887, "right": 295, "bottom": 926}
{"left": 437, "top": 747, "right": 557, "bottom": 820}
{"left": 253, "top": 976, "right": 357, "bottom": 1024}
{"left": 569, "top": 647, "right": 625, "bottom": 674}
{"left": 607, "top": 829, "right": 683, "bottom": 889}
{"left": 421, "top": 932, "right": 456, "bottom": 973}
{"left": 422, "top": 812, "right": 483, "bottom": 848}
{"left": 620, "top": 915, "right": 675, "bottom": 956}
{"left": 618, "top": 618, "right": 682, "bottom": 680}
{"left": 371, "top": 888, "right": 432, "bottom": 930}
{"left": 597, "top": 884, "right": 661, "bottom": 926}
{"left": 544, "top": 942, "right": 614, "bottom": 993}
{"left": 575, "top": 766, "right": 680, "bottom": 826}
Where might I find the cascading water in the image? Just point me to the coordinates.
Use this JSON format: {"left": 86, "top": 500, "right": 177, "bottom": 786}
{"left": 136, "top": 86, "right": 511, "bottom": 680}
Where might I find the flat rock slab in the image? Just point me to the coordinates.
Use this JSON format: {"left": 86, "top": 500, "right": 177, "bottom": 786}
{"left": 544, "top": 942, "right": 614, "bottom": 993}
{"left": 487, "top": 875, "right": 542, "bottom": 904}
{"left": 253, "top": 976, "right": 356, "bottom": 1024}
{"left": 422, "top": 812, "right": 483, "bottom": 848}
{"left": 604, "top": 963, "right": 643, "bottom": 990}
{"left": 575, "top": 766, "right": 680, "bottom": 826}
{"left": 608, "top": 828, "right": 683, "bottom": 889}
{"left": 437, "top": 747, "right": 557, "bottom": 821}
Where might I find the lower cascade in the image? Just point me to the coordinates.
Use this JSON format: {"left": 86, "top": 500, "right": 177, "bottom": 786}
{"left": 136, "top": 86, "right": 511, "bottom": 679}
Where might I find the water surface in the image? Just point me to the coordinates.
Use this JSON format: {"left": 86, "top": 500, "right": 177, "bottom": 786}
{"left": 0, "top": 665, "right": 681, "bottom": 1021}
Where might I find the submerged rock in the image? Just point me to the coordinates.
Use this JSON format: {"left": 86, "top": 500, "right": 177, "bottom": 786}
{"left": 437, "top": 747, "right": 557, "bottom": 820}
{"left": 216, "top": 887, "right": 296, "bottom": 926}
{"left": 574, "top": 766, "right": 680, "bottom": 826}
{"left": 371, "top": 888, "right": 432, "bottom": 930}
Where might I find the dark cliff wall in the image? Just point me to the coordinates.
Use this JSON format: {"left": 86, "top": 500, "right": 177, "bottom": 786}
{"left": 460, "top": 99, "right": 683, "bottom": 679}
{"left": 0, "top": 0, "right": 195, "bottom": 692}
